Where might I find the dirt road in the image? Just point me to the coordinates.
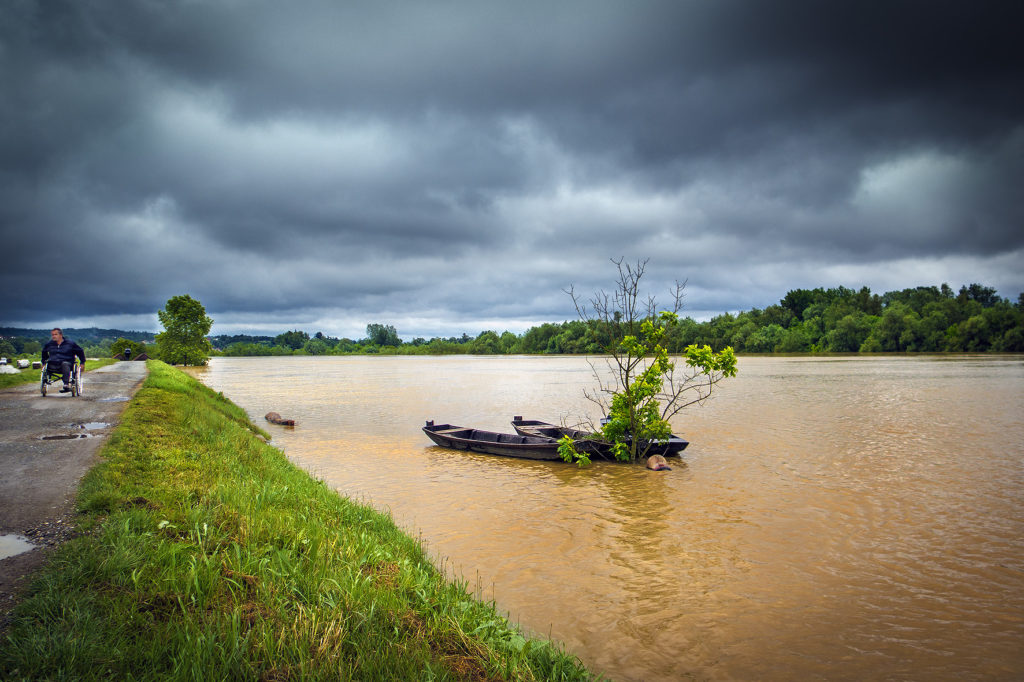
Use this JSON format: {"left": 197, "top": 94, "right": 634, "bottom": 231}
{"left": 0, "top": 361, "right": 147, "bottom": 626}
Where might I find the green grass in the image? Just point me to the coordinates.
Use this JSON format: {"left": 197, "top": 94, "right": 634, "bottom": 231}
{"left": 0, "top": 357, "right": 119, "bottom": 390}
{"left": 0, "top": 360, "right": 595, "bottom": 681}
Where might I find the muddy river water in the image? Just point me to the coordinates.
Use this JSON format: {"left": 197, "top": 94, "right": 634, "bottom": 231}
{"left": 189, "top": 355, "right": 1024, "bottom": 681}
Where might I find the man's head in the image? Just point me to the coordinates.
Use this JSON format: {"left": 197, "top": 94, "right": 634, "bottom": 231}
{"left": 51, "top": 328, "right": 63, "bottom": 343}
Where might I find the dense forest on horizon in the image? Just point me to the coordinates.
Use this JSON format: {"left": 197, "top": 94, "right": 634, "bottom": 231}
{"left": 3, "top": 283, "right": 1022, "bottom": 360}
{"left": 213, "top": 282, "right": 1024, "bottom": 356}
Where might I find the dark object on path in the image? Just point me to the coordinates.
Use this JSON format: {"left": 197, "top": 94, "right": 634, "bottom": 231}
{"left": 123, "top": 348, "right": 132, "bottom": 361}
{"left": 511, "top": 416, "right": 689, "bottom": 458}
{"left": 265, "top": 411, "right": 296, "bottom": 426}
{"left": 423, "top": 421, "right": 562, "bottom": 460}
{"left": 646, "top": 455, "right": 672, "bottom": 471}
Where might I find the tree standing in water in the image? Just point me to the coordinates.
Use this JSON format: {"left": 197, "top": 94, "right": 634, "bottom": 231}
{"left": 560, "top": 258, "right": 737, "bottom": 465}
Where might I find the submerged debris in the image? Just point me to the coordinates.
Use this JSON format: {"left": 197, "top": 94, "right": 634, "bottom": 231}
{"left": 646, "top": 455, "right": 672, "bottom": 471}
{"left": 265, "top": 411, "right": 296, "bottom": 426}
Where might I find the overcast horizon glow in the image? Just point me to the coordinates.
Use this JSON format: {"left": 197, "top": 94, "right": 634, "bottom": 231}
{"left": 2, "top": 1, "right": 1021, "bottom": 339}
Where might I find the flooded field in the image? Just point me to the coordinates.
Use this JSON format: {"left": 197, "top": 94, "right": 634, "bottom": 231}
{"left": 189, "top": 355, "right": 1024, "bottom": 681}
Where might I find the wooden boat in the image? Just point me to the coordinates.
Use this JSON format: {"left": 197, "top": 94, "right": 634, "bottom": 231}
{"left": 423, "top": 421, "right": 563, "bottom": 460}
{"left": 511, "top": 416, "right": 689, "bottom": 458}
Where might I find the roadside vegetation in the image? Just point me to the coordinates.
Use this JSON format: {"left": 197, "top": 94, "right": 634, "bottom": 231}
{"left": 0, "top": 360, "right": 594, "bottom": 681}
{"left": 0, "top": 357, "right": 118, "bottom": 390}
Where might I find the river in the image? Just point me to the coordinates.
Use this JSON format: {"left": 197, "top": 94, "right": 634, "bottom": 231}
{"left": 188, "top": 354, "right": 1024, "bottom": 681}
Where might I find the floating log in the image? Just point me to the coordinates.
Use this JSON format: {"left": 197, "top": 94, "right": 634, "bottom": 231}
{"left": 265, "top": 411, "right": 296, "bottom": 426}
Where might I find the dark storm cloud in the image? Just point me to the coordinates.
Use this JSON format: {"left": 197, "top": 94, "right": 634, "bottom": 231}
{"left": 1, "top": 0, "right": 1021, "bottom": 336}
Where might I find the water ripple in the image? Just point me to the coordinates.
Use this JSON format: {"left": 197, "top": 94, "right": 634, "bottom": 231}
{"left": 189, "top": 354, "right": 1024, "bottom": 682}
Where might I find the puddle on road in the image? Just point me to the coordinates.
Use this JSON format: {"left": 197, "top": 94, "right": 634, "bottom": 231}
{"left": 40, "top": 422, "right": 111, "bottom": 440}
{"left": 98, "top": 396, "right": 130, "bottom": 403}
{"left": 0, "top": 534, "right": 36, "bottom": 560}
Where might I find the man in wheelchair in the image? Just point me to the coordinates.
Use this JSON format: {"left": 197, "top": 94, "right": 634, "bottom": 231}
{"left": 41, "top": 327, "right": 86, "bottom": 394}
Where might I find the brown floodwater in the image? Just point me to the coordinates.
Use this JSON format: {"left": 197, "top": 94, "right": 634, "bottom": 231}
{"left": 189, "top": 355, "right": 1024, "bottom": 681}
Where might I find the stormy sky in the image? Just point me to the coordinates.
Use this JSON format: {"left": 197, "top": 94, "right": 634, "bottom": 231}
{"left": 2, "top": 0, "right": 1022, "bottom": 338}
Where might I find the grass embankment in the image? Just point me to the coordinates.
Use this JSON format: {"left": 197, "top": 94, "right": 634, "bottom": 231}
{"left": 0, "top": 360, "right": 593, "bottom": 681}
{"left": 0, "top": 357, "right": 119, "bottom": 390}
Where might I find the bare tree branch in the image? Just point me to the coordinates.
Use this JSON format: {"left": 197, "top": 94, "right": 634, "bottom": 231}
{"left": 562, "top": 258, "right": 735, "bottom": 464}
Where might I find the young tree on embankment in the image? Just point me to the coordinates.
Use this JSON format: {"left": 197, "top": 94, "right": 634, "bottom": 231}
{"left": 559, "top": 258, "right": 737, "bottom": 466}
{"left": 155, "top": 294, "right": 213, "bottom": 366}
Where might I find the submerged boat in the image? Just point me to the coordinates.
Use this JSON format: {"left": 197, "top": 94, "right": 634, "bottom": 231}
{"left": 511, "top": 416, "right": 689, "bottom": 458}
{"left": 422, "top": 421, "right": 563, "bottom": 460}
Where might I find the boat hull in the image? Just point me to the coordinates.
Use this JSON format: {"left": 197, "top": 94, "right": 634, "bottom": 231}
{"left": 511, "top": 417, "right": 689, "bottom": 458}
{"left": 423, "top": 423, "right": 563, "bottom": 461}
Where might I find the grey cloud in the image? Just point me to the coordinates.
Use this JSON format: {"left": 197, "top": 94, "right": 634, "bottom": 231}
{"left": 1, "top": 0, "right": 1022, "bottom": 333}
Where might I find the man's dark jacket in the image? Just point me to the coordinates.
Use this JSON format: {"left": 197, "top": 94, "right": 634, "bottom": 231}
{"left": 41, "top": 339, "right": 86, "bottom": 367}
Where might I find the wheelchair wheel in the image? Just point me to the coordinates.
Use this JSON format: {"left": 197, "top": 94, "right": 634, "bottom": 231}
{"left": 74, "top": 365, "right": 83, "bottom": 396}
{"left": 40, "top": 372, "right": 47, "bottom": 397}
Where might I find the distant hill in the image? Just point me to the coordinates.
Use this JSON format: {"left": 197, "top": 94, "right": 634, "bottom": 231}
{"left": 0, "top": 327, "right": 156, "bottom": 344}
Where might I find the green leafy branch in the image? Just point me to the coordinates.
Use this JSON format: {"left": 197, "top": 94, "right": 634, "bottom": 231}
{"left": 564, "top": 259, "right": 738, "bottom": 464}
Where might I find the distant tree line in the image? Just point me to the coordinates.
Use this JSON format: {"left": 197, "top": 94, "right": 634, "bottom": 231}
{"left": 211, "top": 326, "right": 503, "bottom": 357}
{"left": 0, "top": 327, "right": 153, "bottom": 360}
{"left": 687, "top": 283, "right": 1023, "bottom": 353}
{"left": 1, "top": 293, "right": 215, "bottom": 366}
{"left": 206, "top": 283, "right": 1023, "bottom": 357}
{"left": 4, "top": 283, "right": 1020, "bottom": 361}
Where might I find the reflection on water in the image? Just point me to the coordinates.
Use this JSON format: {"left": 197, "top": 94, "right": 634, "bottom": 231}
{"left": 189, "top": 355, "right": 1024, "bottom": 681}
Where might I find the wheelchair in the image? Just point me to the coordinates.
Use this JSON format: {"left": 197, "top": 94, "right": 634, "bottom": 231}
{"left": 40, "top": 361, "right": 83, "bottom": 397}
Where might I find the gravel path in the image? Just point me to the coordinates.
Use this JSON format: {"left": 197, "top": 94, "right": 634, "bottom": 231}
{"left": 0, "top": 361, "right": 147, "bottom": 630}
